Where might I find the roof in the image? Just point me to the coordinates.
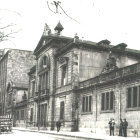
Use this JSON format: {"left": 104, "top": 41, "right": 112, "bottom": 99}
{"left": 33, "top": 34, "right": 72, "bottom": 55}
{"left": 33, "top": 29, "right": 140, "bottom": 58}
{"left": 54, "top": 21, "right": 64, "bottom": 31}
{"left": 12, "top": 82, "right": 28, "bottom": 89}
{"left": 28, "top": 65, "right": 36, "bottom": 74}
{"left": 56, "top": 38, "right": 140, "bottom": 57}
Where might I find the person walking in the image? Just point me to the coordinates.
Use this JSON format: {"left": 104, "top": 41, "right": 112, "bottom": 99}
{"left": 123, "top": 118, "right": 128, "bottom": 137}
{"left": 119, "top": 118, "right": 123, "bottom": 136}
{"left": 108, "top": 118, "right": 115, "bottom": 136}
{"left": 56, "top": 120, "right": 61, "bottom": 132}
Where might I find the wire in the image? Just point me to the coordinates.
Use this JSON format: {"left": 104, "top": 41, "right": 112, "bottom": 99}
{"left": 58, "top": 4, "right": 80, "bottom": 24}
{"left": 47, "top": 1, "right": 80, "bottom": 24}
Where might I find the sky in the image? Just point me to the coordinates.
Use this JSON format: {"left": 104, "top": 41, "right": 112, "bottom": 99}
{"left": 0, "top": 0, "right": 140, "bottom": 51}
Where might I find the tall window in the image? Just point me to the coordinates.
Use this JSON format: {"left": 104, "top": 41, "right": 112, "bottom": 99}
{"left": 39, "top": 72, "right": 48, "bottom": 90}
{"left": 17, "top": 110, "right": 20, "bottom": 121}
{"left": 38, "top": 55, "right": 49, "bottom": 92}
{"left": 41, "top": 56, "right": 47, "bottom": 69}
{"left": 40, "top": 104, "right": 47, "bottom": 127}
{"left": 127, "top": 86, "right": 140, "bottom": 108}
{"left": 82, "top": 95, "right": 92, "bottom": 113}
{"left": 31, "top": 80, "right": 35, "bottom": 97}
{"left": 21, "top": 109, "right": 25, "bottom": 120}
{"left": 101, "top": 91, "right": 114, "bottom": 111}
{"left": 61, "top": 66, "right": 67, "bottom": 86}
{"left": 30, "top": 108, "right": 33, "bottom": 122}
{"left": 60, "top": 101, "right": 64, "bottom": 120}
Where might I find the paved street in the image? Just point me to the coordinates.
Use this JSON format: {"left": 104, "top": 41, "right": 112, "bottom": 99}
{"left": 0, "top": 129, "right": 139, "bottom": 140}
{"left": 0, "top": 130, "right": 89, "bottom": 140}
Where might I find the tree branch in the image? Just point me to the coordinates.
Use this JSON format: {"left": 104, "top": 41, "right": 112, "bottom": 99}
{"left": 0, "top": 23, "right": 16, "bottom": 30}
{"left": 0, "top": 29, "right": 22, "bottom": 42}
{"left": 0, "top": 9, "right": 21, "bottom": 17}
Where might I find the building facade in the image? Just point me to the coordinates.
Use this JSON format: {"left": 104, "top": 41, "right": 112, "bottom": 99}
{"left": 0, "top": 49, "right": 35, "bottom": 127}
{"left": 26, "top": 22, "right": 140, "bottom": 136}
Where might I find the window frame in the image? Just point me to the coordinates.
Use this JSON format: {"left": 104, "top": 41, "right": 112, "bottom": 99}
{"left": 61, "top": 65, "right": 67, "bottom": 86}
{"left": 39, "top": 71, "right": 49, "bottom": 91}
{"left": 60, "top": 101, "right": 65, "bottom": 120}
{"left": 81, "top": 95, "right": 92, "bottom": 114}
{"left": 101, "top": 91, "right": 115, "bottom": 113}
{"left": 21, "top": 109, "right": 25, "bottom": 121}
{"left": 126, "top": 86, "right": 140, "bottom": 111}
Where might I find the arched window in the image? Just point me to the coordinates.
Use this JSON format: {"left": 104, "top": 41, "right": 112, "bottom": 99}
{"left": 39, "top": 55, "right": 50, "bottom": 71}
{"left": 41, "top": 56, "right": 47, "bottom": 69}
{"left": 38, "top": 54, "right": 50, "bottom": 91}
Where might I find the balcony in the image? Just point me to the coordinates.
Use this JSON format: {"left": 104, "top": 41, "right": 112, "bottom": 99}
{"left": 79, "top": 63, "right": 140, "bottom": 88}
{"left": 34, "top": 89, "right": 49, "bottom": 101}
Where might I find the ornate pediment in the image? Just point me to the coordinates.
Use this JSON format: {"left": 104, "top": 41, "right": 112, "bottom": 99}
{"left": 102, "top": 52, "right": 118, "bottom": 74}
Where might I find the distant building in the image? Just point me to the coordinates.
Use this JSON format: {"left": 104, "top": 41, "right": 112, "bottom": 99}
{"left": 26, "top": 22, "right": 140, "bottom": 136}
{"left": 0, "top": 49, "right": 35, "bottom": 127}
{"left": 27, "top": 65, "right": 36, "bottom": 127}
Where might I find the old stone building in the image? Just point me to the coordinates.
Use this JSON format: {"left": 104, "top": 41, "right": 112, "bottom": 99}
{"left": 27, "top": 65, "right": 36, "bottom": 127}
{"left": 77, "top": 62, "right": 140, "bottom": 136}
{"left": 0, "top": 49, "right": 35, "bottom": 127}
{"left": 26, "top": 21, "right": 140, "bottom": 136}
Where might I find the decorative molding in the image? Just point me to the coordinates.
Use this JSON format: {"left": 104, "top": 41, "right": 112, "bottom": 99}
{"left": 102, "top": 52, "right": 118, "bottom": 74}
{"left": 58, "top": 57, "right": 69, "bottom": 67}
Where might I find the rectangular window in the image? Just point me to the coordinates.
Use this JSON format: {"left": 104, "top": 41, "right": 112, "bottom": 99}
{"left": 127, "top": 88, "right": 131, "bottom": 108}
{"left": 82, "top": 97, "right": 85, "bottom": 112}
{"left": 39, "top": 72, "right": 48, "bottom": 91}
{"left": 31, "top": 81, "right": 35, "bottom": 97}
{"left": 39, "top": 75, "right": 42, "bottom": 90}
{"left": 60, "top": 101, "right": 64, "bottom": 120}
{"left": 127, "top": 86, "right": 140, "bottom": 109}
{"left": 45, "top": 72, "right": 48, "bottom": 89}
{"left": 101, "top": 91, "right": 114, "bottom": 111}
{"left": 82, "top": 95, "right": 92, "bottom": 113}
{"left": 30, "top": 108, "right": 33, "bottom": 122}
{"left": 61, "top": 66, "right": 67, "bottom": 86}
{"left": 101, "top": 93, "right": 105, "bottom": 110}
{"left": 110, "top": 91, "right": 114, "bottom": 110}
{"left": 106, "top": 92, "right": 109, "bottom": 110}
{"left": 89, "top": 96, "right": 92, "bottom": 112}
{"left": 86, "top": 96, "right": 88, "bottom": 112}
{"left": 17, "top": 110, "right": 20, "bottom": 121}
{"left": 21, "top": 110, "right": 24, "bottom": 120}
{"left": 133, "top": 87, "right": 137, "bottom": 107}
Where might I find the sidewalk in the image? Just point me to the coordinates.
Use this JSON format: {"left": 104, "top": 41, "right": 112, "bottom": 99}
{"left": 13, "top": 127, "right": 139, "bottom": 140}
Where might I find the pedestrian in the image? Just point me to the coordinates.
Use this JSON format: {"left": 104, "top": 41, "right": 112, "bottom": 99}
{"left": 108, "top": 118, "right": 115, "bottom": 136}
{"left": 119, "top": 118, "right": 123, "bottom": 136}
{"left": 123, "top": 118, "right": 128, "bottom": 137}
{"left": 56, "top": 120, "right": 61, "bottom": 132}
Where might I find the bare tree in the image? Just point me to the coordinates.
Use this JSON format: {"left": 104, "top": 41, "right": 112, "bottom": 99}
{"left": 0, "top": 9, "right": 21, "bottom": 42}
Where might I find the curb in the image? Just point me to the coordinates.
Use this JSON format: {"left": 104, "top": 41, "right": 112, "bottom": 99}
{"left": 13, "top": 128, "right": 102, "bottom": 140}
